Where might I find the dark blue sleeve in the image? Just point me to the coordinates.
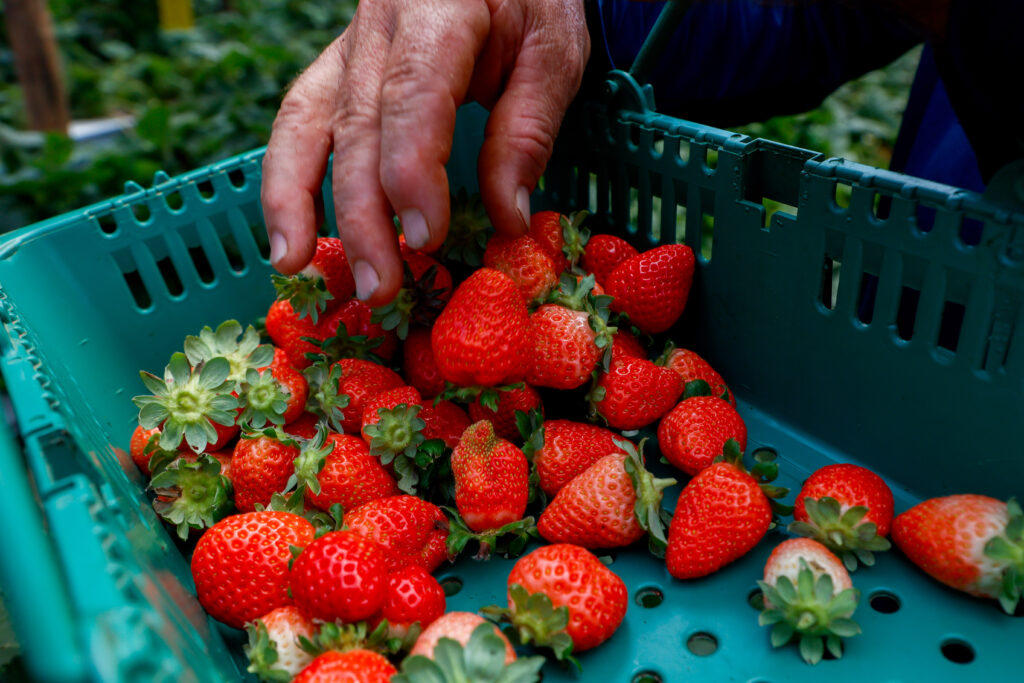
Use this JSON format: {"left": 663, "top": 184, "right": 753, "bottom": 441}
{"left": 593, "top": 0, "right": 923, "bottom": 127}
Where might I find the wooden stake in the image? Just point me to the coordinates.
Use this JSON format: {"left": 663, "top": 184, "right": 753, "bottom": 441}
{"left": 4, "top": 0, "right": 69, "bottom": 133}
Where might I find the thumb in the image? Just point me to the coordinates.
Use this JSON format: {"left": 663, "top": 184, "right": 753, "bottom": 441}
{"left": 476, "top": 1, "right": 590, "bottom": 237}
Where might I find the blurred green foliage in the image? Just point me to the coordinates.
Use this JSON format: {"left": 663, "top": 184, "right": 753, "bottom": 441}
{"left": 0, "top": 1, "right": 919, "bottom": 232}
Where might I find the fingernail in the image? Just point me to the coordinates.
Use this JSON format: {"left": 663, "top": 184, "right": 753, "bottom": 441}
{"left": 269, "top": 231, "right": 288, "bottom": 265}
{"left": 353, "top": 259, "right": 380, "bottom": 301}
{"left": 515, "top": 186, "right": 532, "bottom": 233}
{"left": 400, "top": 209, "right": 429, "bottom": 250}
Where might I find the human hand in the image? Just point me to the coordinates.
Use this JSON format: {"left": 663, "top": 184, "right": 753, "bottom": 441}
{"left": 261, "top": 0, "right": 590, "bottom": 306}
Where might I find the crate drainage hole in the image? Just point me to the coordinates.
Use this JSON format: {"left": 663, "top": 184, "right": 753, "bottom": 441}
{"left": 941, "top": 639, "right": 974, "bottom": 664}
{"left": 868, "top": 590, "right": 901, "bottom": 614}
{"left": 631, "top": 671, "right": 663, "bottom": 683}
{"left": 439, "top": 576, "right": 463, "bottom": 597}
{"left": 686, "top": 632, "right": 718, "bottom": 656}
{"left": 635, "top": 586, "right": 664, "bottom": 608}
{"left": 747, "top": 587, "right": 765, "bottom": 610}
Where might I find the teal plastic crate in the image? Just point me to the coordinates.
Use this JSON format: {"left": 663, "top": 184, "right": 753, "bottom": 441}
{"left": 2, "top": 69, "right": 1024, "bottom": 682}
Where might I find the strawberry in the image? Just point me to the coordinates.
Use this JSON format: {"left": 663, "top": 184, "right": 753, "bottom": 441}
{"left": 289, "top": 529, "right": 389, "bottom": 622}
{"left": 611, "top": 329, "right": 647, "bottom": 361}
{"left": 483, "top": 232, "right": 559, "bottom": 304}
{"left": 494, "top": 543, "right": 629, "bottom": 655}
{"left": 439, "top": 189, "right": 491, "bottom": 267}
{"left": 659, "top": 344, "right": 735, "bottom": 406}
{"left": 398, "top": 620, "right": 546, "bottom": 683}
{"left": 316, "top": 297, "right": 399, "bottom": 362}
{"left": 402, "top": 326, "right": 447, "bottom": 398}
{"left": 244, "top": 605, "right": 316, "bottom": 680}
{"left": 237, "top": 353, "right": 309, "bottom": 429}
{"left": 230, "top": 428, "right": 301, "bottom": 513}
{"left": 265, "top": 299, "right": 322, "bottom": 369}
{"left": 283, "top": 411, "right": 323, "bottom": 439}
{"left": 419, "top": 399, "right": 471, "bottom": 450}
{"left": 758, "top": 537, "right": 860, "bottom": 665}
{"left": 407, "top": 612, "right": 516, "bottom": 664}
{"left": 581, "top": 233, "right": 638, "bottom": 287}
{"left": 332, "top": 358, "right": 405, "bottom": 434}
{"left": 343, "top": 495, "right": 450, "bottom": 573}
{"left": 372, "top": 565, "right": 447, "bottom": 639}
{"left": 526, "top": 303, "right": 604, "bottom": 391}
{"left": 657, "top": 395, "right": 748, "bottom": 476}
{"left": 292, "top": 649, "right": 396, "bottom": 683}
{"left": 606, "top": 243, "right": 695, "bottom": 334}
{"left": 430, "top": 267, "right": 531, "bottom": 387}
{"left": 190, "top": 510, "right": 316, "bottom": 629}
{"left": 361, "top": 385, "right": 424, "bottom": 444}
{"left": 300, "top": 432, "right": 401, "bottom": 513}
{"left": 531, "top": 418, "right": 628, "bottom": 497}
{"left": 272, "top": 236, "right": 355, "bottom": 323}
{"left": 538, "top": 438, "right": 675, "bottom": 551}
{"left": 450, "top": 420, "right": 530, "bottom": 533}
{"left": 789, "top": 463, "right": 894, "bottom": 570}
{"left": 892, "top": 495, "right": 1024, "bottom": 614}
{"left": 133, "top": 353, "right": 240, "bottom": 453}
{"left": 528, "top": 210, "right": 571, "bottom": 272}
{"left": 129, "top": 424, "right": 161, "bottom": 477}
{"left": 467, "top": 383, "right": 543, "bottom": 442}
{"left": 589, "top": 353, "right": 683, "bottom": 430}
{"left": 666, "top": 440, "right": 789, "bottom": 579}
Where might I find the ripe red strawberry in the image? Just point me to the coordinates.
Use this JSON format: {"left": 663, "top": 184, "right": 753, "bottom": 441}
{"left": 537, "top": 439, "right": 675, "bottom": 550}
{"left": 272, "top": 236, "right": 355, "bottom": 322}
{"left": 590, "top": 353, "right": 683, "bottom": 430}
{"left": 289, "top": 529, "right": 389, "bottom": 622}
{"left": 526, "top": 303, "right": 604, "bottom": 390}
{"left": 284, "top": 411, "right": 321, "bottom": 439}
{"left": 483, "top": 233, "right": 559, "bottom": 304}
{"left": 657, "top": 395, "right": 748, "bottom": 476}
{"left": 265, "top": 299, "right": 323, "bottom": 369}
{"left": 606, "top": 244, "right": 695, "bottom": 334}
{"left": 292, "top": 649, "right": 396, "bottom": 683}
{"left": 371, "top": 565, "right": 447, "bottom": 638}
{"left": 343, "top": 495, "right": 450, "bottom": 573}
{"left": 528, "top": 210, "right": 571, "bottom": 272}
{"left": 502, "top": 543, "right": 629, "bottom": 653}
{"left": 419, "top": 399, "right": 472, "bottom": 450}
{"left": 468, "top": 384, "right": 543, "bottom": 442}
{"left": 333, "top": 358, "right": 405, "bottom": 434}
{"left": 408, "top": 612, "right": 516, "bottom": 664}
{"left": 402, "top": 326, "right": 446, "bottom": 398}
{"left": 531, "top": 419, "right": 628, "bottom": 497}
{"left": 302, "top": 432, "right": 401, "bottom": 512}
{"left": 659, "top": 345, "right": 735, "bottom": 406}
{"left": 580, "top": 233, "right": 638, "bottom": 287}
{"left": 892, "top": 495, "right": 1024, "bottom": 613}
{"left": 790, "top": 463, "right": 894, "bottom": 570}
{"left": 190, "top": 510, "right": 316, "bottom": 629}
{"left": 430, "top": 268, "right": 531, "bottom": 387}
{"left": 665, "top": 441, "right": 789, "bottom": 579}
{"left": 237, "top": 354, "right": 309, "bottom": 429}
{"left": 230, "top": 429, "right": 299, "bottom": 513}
{"left": 360, "top": 385, "right": 424, "bottom": 445}
{"left": 758, "top": 537, "right": 860, "bottom": 665}
{"left": 130, "top": 424, "right": 161, "bottom": 477}
{"left": 244, "top": 605, "right": 316, "bottom": 680}
{"left": 450, "top": 420, "right": 530, "bottom": 532}
{"left": 611, "top": 329, "right": 647, "bottom": 361}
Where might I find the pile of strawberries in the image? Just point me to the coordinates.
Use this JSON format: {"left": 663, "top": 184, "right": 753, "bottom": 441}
{"left": 128, "top": 206, "right": 1024, "bottom": 680}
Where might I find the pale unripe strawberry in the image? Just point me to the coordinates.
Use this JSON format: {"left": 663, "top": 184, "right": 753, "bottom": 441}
{"left": 244, "top": 605, "right": 316, "bottom": 679}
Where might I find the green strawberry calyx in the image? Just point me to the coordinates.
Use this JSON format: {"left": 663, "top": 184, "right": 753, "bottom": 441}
{"left": 302, "top": 362, "right": 350, "bottom": 433}
{"left": 480, "top": 584, "right": 577, "bottom": 667}
{"left": 149, "top": 454, "right": 233, "bottom": 540}
{"left": 236, "top": 367, "right": 291, "bottom": 429}
{"left": 984, "top": 497, "right": 1024, "bottom": 615}
{"left": 757, "top": 558, "right": 862, "bottom": 665}
{"left": 133, "top": 353, "right": 238, "bottom": 452}
{"left": 183, "top": 319, "right": 274, "bottom": 386}
{"left": 440, "top": 188, "right": 493, "bottom": 267}
{"left": 365, "top": 403, "right": 427, "bottom": 493}
{"left": 284, "top": 423, "right": 335, "bottom": 497}
{"left": 392, "top": 622, "right": 545, "bottom": 683}
{"left": 243, "top": 619, "right": 293, "bottom": 683}
{"left": 617, "top": 437, "right": 677, "bottom": 557}
{"left": 444, "top": 508, "right": 538, "bottom": 562}
{"left": 717, "top": 440, "right": 794, "bottom": 520}
{"left": 272, "top": 272, "right": 333, "bottom": 323}
{"left": 300, "top": 619, "right": 410, "bottom": 657}
{"left": 560, "top": 210, "right": 591, "bottom": 270}
{"left": 371, "top": 261, "right": 451, "bottom": 340}
{"left": 788, "top": 497, "right": 891, "bottom": 572}
{"left": 304, "top": 324, "right": 385, "bottom": 365}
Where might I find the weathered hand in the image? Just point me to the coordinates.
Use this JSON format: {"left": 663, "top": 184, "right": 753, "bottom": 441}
{"left": 261, "top": 0, "right": 590, "bottom": 306}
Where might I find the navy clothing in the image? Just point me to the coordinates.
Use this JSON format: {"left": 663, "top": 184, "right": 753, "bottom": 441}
{"left": 590, "top": 0, "right": 1014, "bottom": 193}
